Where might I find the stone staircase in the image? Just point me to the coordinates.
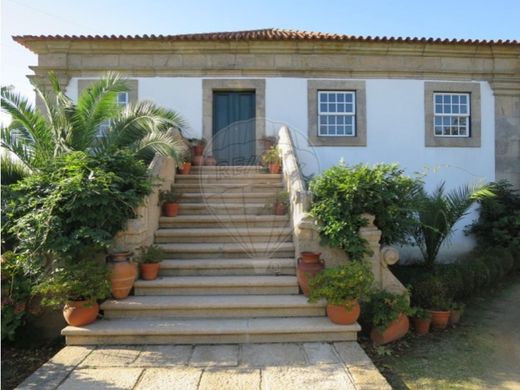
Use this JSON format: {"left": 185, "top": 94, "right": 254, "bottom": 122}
{"left": 62, "top": 166, "right": 360, "bottom": 345}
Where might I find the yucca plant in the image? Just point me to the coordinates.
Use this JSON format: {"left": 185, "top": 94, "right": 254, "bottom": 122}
{"left": 1, "top": 72, "right": 188, "bottom": 184}
{"left": 412, "top": 182, "right": 493, "bottom": 268}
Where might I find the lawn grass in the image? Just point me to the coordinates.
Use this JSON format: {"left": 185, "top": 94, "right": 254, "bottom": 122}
{"left": 361, "top": 275, "right": 520, "bottom": 390}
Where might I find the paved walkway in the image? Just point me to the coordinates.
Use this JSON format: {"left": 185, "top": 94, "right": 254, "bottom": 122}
{"left": 16, "top": 342, "right": 390, "bottom": 389}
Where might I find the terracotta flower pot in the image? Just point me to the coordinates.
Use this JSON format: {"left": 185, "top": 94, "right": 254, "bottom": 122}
{"left": 109, "top": 259, "right": 137, "bottom": 299}
{"left": 412, "top": 317, "right": 431, "bottom": 335}
{"left": 204, "top": 156, "right": 217, "bottom": 166}
{"left": 63, "top": 301, "right": 99, "bottom": 326}
{"left": 193, "top": 144, "right": 204, "bottom": 156}
{"left": 179, "top": 162, "right": 192, "bottom": 175}
{"left": 370, "top": 314, "right": 410, "bottom": 346}
{"left": 449, "top": 309, "right": 464, "bottom": 325}
{"left": 162, "top": 202, "right": 179, "bottom": 217}
{"left": 110, "top": 251, "right": 131, "bottom": 262}
{"left": 297, "top": 257, "right": 325, "bottom": 296}
{"left": 326, "top": 301, "right": 360, "bottom": 325}
{"left": 140, "top": 263, "right": 161, "bottom": 280}
{"left": 273, "top": 202, "right": 287, "bottom": 215}
{"left": 430, "top": 310, "right": 451, "bottom": 329}
{"left": 269, "top": 164, "right": 281, "bottom": 174}
{"left": 300, "top": 252, "right": 321, "bottom": 264}
{"left": 192, "top": 155, "right": 204, "bottom": 166}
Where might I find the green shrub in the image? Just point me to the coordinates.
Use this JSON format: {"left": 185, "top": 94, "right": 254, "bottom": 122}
{"left": 6, "top": 150, "right": 153, "bottom": 264}
{"left": 468, "top": 180, "right": 520, "bottom": 248}
{"left": 137, "top": 245, "right": 165, "bottom": 264}
{"left": 308, "top": 261, "right": 374, "bottom": 305}
{"left": 411, "top": 276, "right": 453, "bottom": 310}
{"left": 367, "top": 290, "right": 412, "bottom": 331}
{"left": 33, "top": 259, "right": 111, "bottom": 308}
{"left": 310, "top": 163, "right": 421, "bottom": 260}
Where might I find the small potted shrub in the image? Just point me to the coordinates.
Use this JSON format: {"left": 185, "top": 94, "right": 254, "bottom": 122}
{"left": 261, "top": 146, "right": 282, "bottom": 174}
{"left": 271, "top": 191, "right": 289, "bottom": 215}
{"left": 33, "top": 259, "right": 111, "bottom": 327}
{"left": 160, "top": 187, "right": 180, "bottom": 217}
{"left": 191, "top": 138, "right": 206, "bottom": 158}
{"left": 369, "top": 290, "right": 412, "bottom": 346}
{"left": 309, "top": 261, "right": 374, "bottom": 324}
{"left": 450, "top": 302, "right": 465, "bottom": 325}
{"left": 137, "top": 245, "right": 165, "bottom": 280}
{"left": 179, "top": 160, "right": 192, "bottom": 175}
{"left": 413, "top": 276, "right": 453, "bottom": 330}
{"left": 411, "top": 307, "right": 432, "bottom": 335}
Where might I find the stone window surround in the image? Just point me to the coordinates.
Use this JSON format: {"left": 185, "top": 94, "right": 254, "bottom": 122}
{"left": 308, "top": 80, "right": 367, "bottom": 147}
{"left": 77, "top": 79, "right": 138, "bottom": 104}
{"left": 425, "top": 81, "right": 481, "bottom": 147}
{"left": 202, "top": 79, "right": 266, "bottom": 157}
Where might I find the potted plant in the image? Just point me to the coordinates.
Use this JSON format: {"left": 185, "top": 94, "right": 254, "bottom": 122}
{"left": 271, "top": 191, "right": 289, "bottom": 215}
{"left": 300, "top": 252, "right": 321, "bottom": 264}
{"left": 261, "top": 146, "right": 282, "bottom": 174}
{"left": 33, "top": 259, "right": 111, "bottom": 326}
{"left": 108, "top": 248, "right": 137, "bottom": 299}
{"left": 137, "top": 245, "right": 165, "bottom": 280}
{"left": 413, "top": 276, "right": 453, "bottom": 330}
{"left": 450, "top": 302, "right": 465, "bottom": 326}
{"left": 368, "top": 290, "right": 412, "bottom": 346}
{"left": 411, "top": 307, "right": 432, "bottom": 335}
{"left": 179, "top": 160, "right": 192, "bottom": 175}
{"left": 308, "top": 260, "right": 374, "bottom": 324}
{"left": 204, "top": 155, "right": 217, "bottom": 166}
{"left": 160, "top": 187, "right": 180, "bottom": 217}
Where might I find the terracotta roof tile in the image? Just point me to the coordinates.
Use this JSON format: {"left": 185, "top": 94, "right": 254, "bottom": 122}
{"left": 13, "top": 28, "right": 520, "bottom": 49}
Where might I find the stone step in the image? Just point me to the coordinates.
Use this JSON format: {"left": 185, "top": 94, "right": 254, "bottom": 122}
{"left": 159, "top": 258, "right": 295, "bottom": 276}
{"left": 159, "top": 215, "right": 290, "bottom": 229}
{"left": 172, "top": 183, "right": 283, "bottom": 193}
{"left": 189, "top": 165, "right": 264, "bottom": 174}
{"left": 134, "top": 275, "right": 298, "bottom": 295}
{"left": 101, "top": 295, "right": 323, "bottom": 319}
{"left": 155, "top": 227, "right": 293, "bottom": 243}
{"left": 155, "top": 242, "right": 295, "bottom": 259}
{"left": 178, "top": 192, "right": 279, "bottom": 204}
{"left": 62, "top": 317, "right": 360, "bottom": 345}
{"left": 175, "top": 174, "right": 281, "bottom": 183}
{"left": 176, "top": 203, "right": 273, "bottom": 216}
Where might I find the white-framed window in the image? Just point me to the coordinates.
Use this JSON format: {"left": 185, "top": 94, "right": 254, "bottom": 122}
{"left": 433, "top": 92, "right": 470, "bottom": 137}
{"left": 98, "top": 92, "right": 129, "bottom": 137}
{"left": 318, "top": 91, "right": 356, "bottom": 137}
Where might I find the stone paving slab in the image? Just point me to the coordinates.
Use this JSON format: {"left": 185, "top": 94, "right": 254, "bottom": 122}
{"left": 79, "top": 346, "right": 142, "bottom": 367}
{"left": 16, "top": 346, "right": 94, "bottom": 390}
{"left": 190, "top": 344, "right": 239, "bottom": 367}
{"left": 57, "top": 368, "right": 143, "bottom": 390}
{"left": 199, "top": 368, "right": 261, "bottom": 390}
{"left": 131, "top": 345, "right": 193, "bottom": 367}
{"left": 15, "top": 342, "right": 390, "bottom": 390}
{"left": 241, "top": 343, "right": 307, "bottom": 367}
{"left": 262, "top": 364, "right": 356, "bottom": 390}
{"left": 135, "top": 367, "right": 202, "bottom": 390}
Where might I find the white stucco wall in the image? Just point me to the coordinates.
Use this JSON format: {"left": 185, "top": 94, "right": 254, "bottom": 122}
{"left": 66, "top": 76, "right": 495, "bottom": 260}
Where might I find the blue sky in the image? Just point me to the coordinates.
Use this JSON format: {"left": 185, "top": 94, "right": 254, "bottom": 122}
{"left": 1, "top": 0, "right": 519, "bottom": 103}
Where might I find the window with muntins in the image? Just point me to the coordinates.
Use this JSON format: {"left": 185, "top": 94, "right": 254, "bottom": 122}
{"left": 98, "top": 92, "right": 129, "bottom": 137}
{"left": 318, "top": 91, "right": 356, "bottom": 136}
{"left": 433, "top": 93, "right": 470, "bottom": 137}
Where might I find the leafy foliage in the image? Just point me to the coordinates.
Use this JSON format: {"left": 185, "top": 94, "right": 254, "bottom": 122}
{"left": 310, "top": 163, "right": 422, "bottom": 260}
{"left": 366, "top": 290, "right": 412, "bottom": 331}
{"left": 468, "top": 180, "right": 520, "bottom": 248}
{"left": 136, "top": 245, "right": 165, "bottom": 264}
{"left": 308, "top": 260, "right": 374, "bottom": 305}
{"left": 5, "top": 150, "right": 153, "bottom": 263}
{"left": 159, "top": 186, "right": 180, "bottom": 203}
{"left": 32, "top": 259, "right": 111, "bottom": 308}
{"left": 411, "top": 276, "right": 453, "bottom": 310}
{"left": 261, "top": 146, "right": 281, "bottom": 165}
{"left": 1, "top": 73, "right": 188, "bottom": 185}
{"left": 412, "top": 182, "right": 493, "bottom": 267}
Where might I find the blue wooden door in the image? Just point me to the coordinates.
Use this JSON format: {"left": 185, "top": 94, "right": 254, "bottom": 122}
{"left": 212, "top": 91, "right": 256, "bottom": 165}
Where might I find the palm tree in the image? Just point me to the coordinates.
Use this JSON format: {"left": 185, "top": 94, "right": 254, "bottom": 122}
{"left": 1, "top": 72, "right": 188, "bottom": 184}
{"left": 412, "top": 182, "right": 493, "bottom": 267}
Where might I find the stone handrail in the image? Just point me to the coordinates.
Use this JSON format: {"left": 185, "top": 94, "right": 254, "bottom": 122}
{"left": 112, "top": 154, "right": 176, "bottom": 252}
{"left": 278, "top": 125, "right": 406, "bottom": 293}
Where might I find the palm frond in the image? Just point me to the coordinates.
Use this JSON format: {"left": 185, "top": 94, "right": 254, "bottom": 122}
{"left": 1, "top": 154, "right": 31, "bottom": 185}
{"left": 131, "top": 129, "right": 187, "bottom": 164}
